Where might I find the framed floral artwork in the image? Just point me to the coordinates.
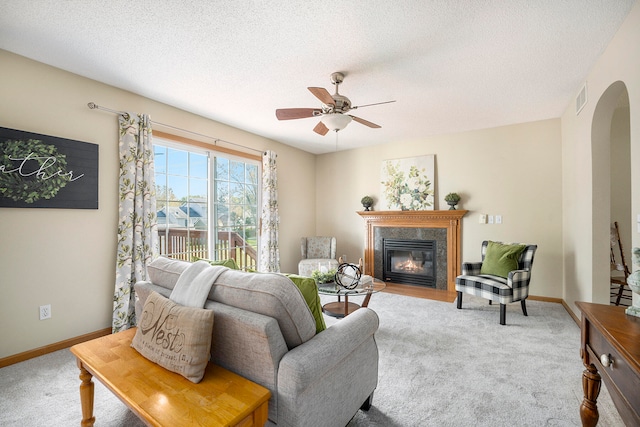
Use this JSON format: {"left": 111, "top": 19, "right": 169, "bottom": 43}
{"left": 380, "top": 155, "right": 435, "bottom": 210}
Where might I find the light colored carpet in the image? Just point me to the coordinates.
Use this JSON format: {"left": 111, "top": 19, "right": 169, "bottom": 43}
{"left": 0, "top": 292, "right": 624, "bottom": 426}
{"left": 341, "top": 293, "right": 623, "bottom": 426}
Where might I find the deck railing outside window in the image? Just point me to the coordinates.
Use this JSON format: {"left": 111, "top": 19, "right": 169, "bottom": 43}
{"left": 157, "top": 226, "right": 257, "bottom": 270}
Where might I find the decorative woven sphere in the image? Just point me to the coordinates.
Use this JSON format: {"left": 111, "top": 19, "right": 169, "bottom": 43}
{"left": 335, "top": 263, "right": 362, "bottom": 289}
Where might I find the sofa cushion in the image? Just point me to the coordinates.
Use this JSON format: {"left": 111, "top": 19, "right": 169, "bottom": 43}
{"left": 195, "top": 257, "right": 240, "bottom": 270}
{"left": 146, "top": 257, "right": 189, "bottom": 290}
{"left": 169, "top": 261, "right": 226, "bottom": 308}
{"left": 131, "top": 291, "right": 214, "bottom": 383}
{"left": 284, "top": 274, "right": 326, "bottom": 333}
{"left": 209, "top": 269, "right": 316, "bottom": 349}
{"left": 480, "top": 241, "right": 527, "bottom": 278}
{"left": 143, "top": 257, "right": 316, "bottom": 349}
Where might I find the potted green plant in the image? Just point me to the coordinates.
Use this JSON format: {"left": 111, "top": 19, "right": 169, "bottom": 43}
{"left": 444, "top": 192, "right": 461, "bottom": 210}
{"left": 361, "top": 195, "right": 374, "bottom": 211}
{"left": 312, "top": 268, "right": 337, "bottom": 284}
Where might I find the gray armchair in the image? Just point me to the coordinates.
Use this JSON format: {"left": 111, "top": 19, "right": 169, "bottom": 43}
{"left": 298, "top": 236, "right": 339, "bottom": 277}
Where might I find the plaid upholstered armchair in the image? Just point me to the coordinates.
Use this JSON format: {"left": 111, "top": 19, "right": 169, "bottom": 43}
{"left": 455, "top": 241, "right": 538, "bottom": 325}
{"left": 298, "top": 236, "right": 339, "bottom": 277}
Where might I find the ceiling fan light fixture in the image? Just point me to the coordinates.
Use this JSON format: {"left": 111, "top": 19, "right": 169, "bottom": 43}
{"left": 321, "top": 113, "right": 352, "bottom": 131}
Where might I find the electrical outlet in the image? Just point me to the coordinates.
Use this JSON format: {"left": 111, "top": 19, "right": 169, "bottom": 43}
{"left": 39, "top": 304, "right": 51, "bottom": 320}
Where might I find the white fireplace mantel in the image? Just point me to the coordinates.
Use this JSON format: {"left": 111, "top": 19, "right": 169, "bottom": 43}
{"left": 357, "top": 210, "right": 467, "bottom": 292}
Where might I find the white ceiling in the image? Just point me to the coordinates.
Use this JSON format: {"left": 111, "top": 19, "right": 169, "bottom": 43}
{"left": 0, "top": 1, "right": 635, "bottom": 154}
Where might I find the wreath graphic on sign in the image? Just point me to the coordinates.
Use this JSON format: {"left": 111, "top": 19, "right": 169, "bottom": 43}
{"left": 0, "top": 139, "right": 69, "bottom": 203}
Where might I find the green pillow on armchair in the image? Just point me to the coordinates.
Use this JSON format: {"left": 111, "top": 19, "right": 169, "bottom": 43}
{"left": 480, "top": 241, "right": 527, "bottom": 278}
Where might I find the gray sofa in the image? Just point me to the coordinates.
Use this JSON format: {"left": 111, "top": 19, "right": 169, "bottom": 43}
{"left": 134, "top": 257, "right": 379, "bottom": 427}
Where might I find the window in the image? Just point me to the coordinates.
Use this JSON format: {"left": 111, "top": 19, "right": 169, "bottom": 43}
{"left": 154, "top": 136, "right": 260, "bottom": 270}
{"left": 213, "top": 157, "right": 259, "bottom": 269}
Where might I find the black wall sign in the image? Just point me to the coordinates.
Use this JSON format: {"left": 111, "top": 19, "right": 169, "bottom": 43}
{"left": 0, "top": 127, "right": 99, "bottom": 209}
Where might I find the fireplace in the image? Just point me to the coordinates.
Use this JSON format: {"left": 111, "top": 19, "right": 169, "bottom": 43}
{"left": 383, "top": 239, "right": 436, "bottom": 287}
{"left": 358, "top": 210, "right": 467, "bottom": 292}
{"left": 377, "top": 228, "right": 446, "bottom": 289}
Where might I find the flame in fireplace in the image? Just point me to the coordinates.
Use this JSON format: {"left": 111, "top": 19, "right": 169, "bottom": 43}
{"left": 395, "top": 253, "right": 423, "bottom": 273}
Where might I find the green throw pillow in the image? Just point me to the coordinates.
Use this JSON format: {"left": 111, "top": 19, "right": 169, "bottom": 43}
{"left": 284, "top": 274, "right": 327, "bottom": 333}
{"left": 480, "top": 241, "right": 527, "bottom": 278}
{"left": 193, "top": 257, "right": 240, "bottom": 270}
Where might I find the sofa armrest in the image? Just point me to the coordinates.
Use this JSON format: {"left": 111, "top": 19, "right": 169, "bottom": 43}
{"left": 462, "top": 262, "right": 483, "bottom": 275}
{"left": 276, "top": 308, "right": 379, "bottom": 426}
{"left": 134, "top": 281, "right": 172, "bottom": 321}
{"left": 278, "top": 307, "right": 378, "bottom": 394}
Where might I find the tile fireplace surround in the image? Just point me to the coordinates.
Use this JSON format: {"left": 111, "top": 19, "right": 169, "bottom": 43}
{"left": 358, "top": 210, "right": 467, "bottom": 292}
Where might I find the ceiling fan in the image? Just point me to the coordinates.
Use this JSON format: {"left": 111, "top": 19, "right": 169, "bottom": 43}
{"left": 275, "top": 72, "right": 395, "bottom": 136}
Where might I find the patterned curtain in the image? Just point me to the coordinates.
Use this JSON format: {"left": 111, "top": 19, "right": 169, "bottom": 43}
{"left": 113, "top": 113, "right": 158, "bottom": 332}
{"left": 259, "top": 150, "right": 280, "bottom": 272}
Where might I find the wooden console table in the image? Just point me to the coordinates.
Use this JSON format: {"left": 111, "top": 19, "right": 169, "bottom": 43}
{"left": 70, "top": 328, "right": 270, "bottom": 427}
{"left": 576, "top": 302, "right": 640, "bottom": 426}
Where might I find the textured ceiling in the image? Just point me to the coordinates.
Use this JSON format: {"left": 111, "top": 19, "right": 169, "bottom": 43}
{"left": 0, "top": 1, "right": 635, "bottom": 154}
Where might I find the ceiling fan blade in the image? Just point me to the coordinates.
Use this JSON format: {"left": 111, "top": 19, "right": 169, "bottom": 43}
{"left": 275, "top": 108, "right": 321, "bottom": 120}
{"left": 313, "top": 121, "right": 329, "bottom": 136}
{"left": 350, "top": 115, "right": 381, "bottom": 128}
{"left": 351, "top": 100, "right": 396, "bottom": 109}
{"left": 308, "top": 87, "right": 335, "bottom": 106}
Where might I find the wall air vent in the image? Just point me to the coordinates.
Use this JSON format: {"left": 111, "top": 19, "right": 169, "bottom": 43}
{"left": 576, "top": 82, "right": 587, "bottom": 115}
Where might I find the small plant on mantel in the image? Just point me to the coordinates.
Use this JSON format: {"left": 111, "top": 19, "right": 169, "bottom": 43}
{"left": 444, "top": 193, "right": 461, "bottom": 210}
{"left": 360, "top": 195, "right": 374, "bottom": 211}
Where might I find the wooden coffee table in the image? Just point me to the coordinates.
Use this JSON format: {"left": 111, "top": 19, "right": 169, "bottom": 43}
{"left": 70, "top": 328, "right": 270, "bottom": 427}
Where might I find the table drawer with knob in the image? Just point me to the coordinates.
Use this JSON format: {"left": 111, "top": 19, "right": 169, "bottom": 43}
{"left": 587, "top": 323, "right": 640, "bottom": 419}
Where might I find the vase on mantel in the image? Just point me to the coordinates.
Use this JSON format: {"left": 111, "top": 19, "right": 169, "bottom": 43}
{"left": 444, "top": 193, "right": 461, "bottom": 211}
{"left": 361, "top": 196, "right": 374, "bottom": 212}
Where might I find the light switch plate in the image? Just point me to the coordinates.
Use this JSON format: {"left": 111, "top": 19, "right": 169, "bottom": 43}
{"left": 488, "top": 215, "right": 494, "bottom": 224}
{"left": 496, "top": 215, "right": 502, "bottom": 224}
{"left": 479, "top": 214, "right": 487, "bottom": 224}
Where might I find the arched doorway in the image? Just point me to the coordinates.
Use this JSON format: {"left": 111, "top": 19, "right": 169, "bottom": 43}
{"left": 591, "top": 81, "right": 630, "bottom": 304}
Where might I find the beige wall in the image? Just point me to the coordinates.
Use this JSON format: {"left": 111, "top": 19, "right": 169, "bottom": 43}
{"left": 0, "top": 50, "right": 316, "bottom": 359}
{"left": 315, "top": 119, "right": 564, "bottom": 299}
{"left": 2, "top": 0, "right": 639, "bottom": 359}
{"left": 561, "top": 0, "right": 640, "bottom": 315}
